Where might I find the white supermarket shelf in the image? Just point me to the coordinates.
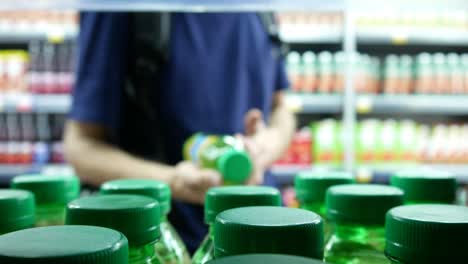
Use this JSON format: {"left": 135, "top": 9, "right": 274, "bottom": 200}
{"left": 356, "top": 94, "right": 468, "bottom": 115}
{"left": 0, "top": 0, "right": 345, "bottom": 12}
{"left": 0, "top": 164, "right": 72, "bottom": 184}
{"left": 285, "top": 93, "right": 343, "bottom": 114}
{"left": 287, "top": 94, "right": 468, "bottom": 115}
{"left": 358, "top": 28, "right": 468, "bottom": 46}
{"left": 280, "top": 27, "right": 468, "bottom": 46}
{"left": 271, "top": 163, "right": 468, "bottom": 184}
{"left": 0, "top": 30, "right": 77, "bottom": 44}
{"left": 0, "top": 94, "right": 71, "bottom": 114}
{"left": 357, "top": 164, "right": 468, "bottom": 184}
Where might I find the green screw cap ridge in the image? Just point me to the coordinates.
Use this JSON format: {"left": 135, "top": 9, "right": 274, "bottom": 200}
{"left": 100, "top": 179, "right": 171, "bottom": 215}
{"left": 326, "top": 184, "right": 403, "bottom": 226}
{"left": 294, "top": 171, "right": 354, "bottom": 203}
{"left": 391, "top": 170, "right": 456, "bottom": 204}
{"left": 206, "top": 254, "right": 325, "bottom": 264}
{"left": 11, "top": 174, "right": 80, "bottom": 204}
{"left": 66, "top": 194, "right": 160, "bottom": 246}
{"left": 385, "top": 204, "right": 468, "bottom": 264}
{"left": 214, "top": 206, "right": 324, "bottom": 259}
{"left": 0, "top": 189, "right": 35, "bottom": 234}
{"left": 0, "top": 225, "right": 128, "bottom": 264}
{"left": 205, "top": 186, "right": 281, "bottom": 224}
{"left": 217, "top": 150, "right": 252, "bottom": 183}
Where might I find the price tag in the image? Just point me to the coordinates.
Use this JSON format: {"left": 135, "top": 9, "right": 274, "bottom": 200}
{"left": 356, "top": 167, "right": 373, "bottom": 183}
{"left": 391, "top": 33, "right": 409, "bottom": 45}
{"left": 285, "top": 95, "right": 303, "bottom": 113}
{"left": 356, "top": 96, "right": 373, "bottom": 114}
{"left": 47, "top": 28, "right": 66, "bottom": 44}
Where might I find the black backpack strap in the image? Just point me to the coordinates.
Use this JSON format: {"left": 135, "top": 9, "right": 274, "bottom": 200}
{"left": 117, "top": 13, "right": 171, "bottom": 161}
{"left": 258, "top": 12, "right": 289, "bottom": 58}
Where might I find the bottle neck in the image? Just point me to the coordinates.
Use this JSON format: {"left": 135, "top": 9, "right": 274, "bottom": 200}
{"left": 208, "top": 224, "right": 215, "bottom": 239}
{"left": 160, "top": 214, "right": 168, "bottom": 223}
{"left": 332, "top": 223, "right": 385, "bottom": 250}
{"left": 129, "top": 242, "right": 158, "bottom": 264}
{"left": 300, "top": 202, "right": 326, "bottom": 218}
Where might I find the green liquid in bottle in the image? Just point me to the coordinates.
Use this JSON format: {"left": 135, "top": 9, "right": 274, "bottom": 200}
{"left": 130, "top": 242, "right": 161, "bottom": 264}
{"left": 325, "top": 225, "right": 388, "bottom": 264}
{"left": 35, "top": 204, "right": 66, "bottom": 227}
{"left": 155, "top": 217, "right": 191, "bottom": 264}
{"left": 192, "top": 227, "right": 214, "bottom": 264}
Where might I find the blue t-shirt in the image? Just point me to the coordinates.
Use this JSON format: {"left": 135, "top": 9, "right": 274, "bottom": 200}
{"left": 71, "top": 12, "right": 288, "bottom": 252}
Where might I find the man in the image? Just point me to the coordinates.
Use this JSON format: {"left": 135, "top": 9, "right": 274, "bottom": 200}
{"left": 64, "top": 12, "right": 295, "bottom": 252}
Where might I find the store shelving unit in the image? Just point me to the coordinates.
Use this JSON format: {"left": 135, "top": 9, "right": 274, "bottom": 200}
{"left": 0, "top": 0, "right": 345, "bottom": 12}
{"left": 0, "top": 94, "right": 71, "bottom": 113}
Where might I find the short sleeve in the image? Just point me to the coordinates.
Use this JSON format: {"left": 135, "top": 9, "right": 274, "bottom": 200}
{"left": 69, "top": 12, "right": 130, "bottom": 129}
{"left": 275, "top": 56, "right": 289, "bottom": 91}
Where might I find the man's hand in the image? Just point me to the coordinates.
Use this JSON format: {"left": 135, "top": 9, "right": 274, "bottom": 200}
{"left": 239, "top": 109, "right": 269, "bottom": 185}
{"left": 170, "top": 161, "right": 222, "bottom": 205}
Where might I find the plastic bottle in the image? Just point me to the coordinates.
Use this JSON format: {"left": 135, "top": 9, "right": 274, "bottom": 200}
{"left": 66, "top": 194, "right": 162, "bottom": 264}
{"left": 100, "top": 179, "right": 190, "bottom": 264}
{"left": 325, "top": 184, "right": 403, "bottom": 264}
{"left": 385, "top": 204, "right": 468, "bottom": 263}
{"left": 0, "top": 225, "right": 128, "bottom": 263}
{"left": 214, "top": 206, "right": 324, "bottom": 259}
{"left": 0, "top": 189, "right": 35, "bottom": 235}
{"left": 11, "top": 174, "right": 80, "bottom": 226}
{"left": 286, "top": 51, "right": 303, "bottom": 92}
{"left": 192, "top": 186, "right": 282, "bottom": 264}
{"left": 183, "top": 133, "right": 252, "bottom": 184}
{"left": 391, "top": 169, "right": 456, "bottom": 204}
{"left": 206, "top": 254, "right": 325, "bottom": 264}
{"left": 294, "top": 170, "right": 353, "bottom": 240}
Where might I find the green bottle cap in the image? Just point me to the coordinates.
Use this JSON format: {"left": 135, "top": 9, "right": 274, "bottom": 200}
{"left": 66, "top": 194, "right": 160, "bottom": 246}
{"left": 214, "top": 206, "right": 323, "bottom": 259}
{"left": 294, "top": 171, "right": 354, "bottom": 203}
{"left": 391, "top": 169, "right": 456, "bottom": 204}
{"left": 206, "top": 254, "right": 325, "bottom": 264}
{"left": 205, "top": 186, "right": 281, "bottom": 224}
{"left": 0, "top": 189, "right": 35, "bottom": 234}
{"left": 11, "top": 174, "right": 80, "bottom": 204}
{"left": 385, "top": 204, "right": 468, "bottom": 264}
{"left": 217, "top": 149, "right": 252, "bottom": 183}
{"left": 0, "top": 225, "right": 128, "bottom": 264}
{"left": 100, "top": 179, "right": 171, "bottom": 215}
{"left": 326, "top": 184, "right": 403, "bottom": 226}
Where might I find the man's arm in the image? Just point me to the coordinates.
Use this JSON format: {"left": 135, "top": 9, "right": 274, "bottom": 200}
{"left": 64, "top": 121, "right": 221, "bottom": 204}
{"left": 243, "top": 90, "right": 296, "bottom": 184}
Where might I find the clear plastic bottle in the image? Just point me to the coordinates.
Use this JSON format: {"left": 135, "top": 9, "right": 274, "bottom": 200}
{"left": 294, "top": 170, "right": 353, "bottom": 240}
{"left": 214, "top": 206, "right": 324, "bottom": 259}
{"left": 325, "top": 184, "right": 403, "bottom": 264}
{"left": 100, "top": 179, "right": 190, "bottom": 264}
{"left": 386, "top": 204, "right": 468, "bottom": 264}
{"left": 11, "top": 174, "right": 80, "bottom": 226}
{"left": 192, "top": 186, "right": 282, "bottom": 264}
{"left": 205, "top": 254, "right": 325, "bottom": 264}
{"left": 66, "top": 194, "right": 162, "bottom": 264}
{"left": 0, "top": 189, "right": 35, "bottom": 235}
{"left": 390, "top": 169, "right": 456, "bottom": 204}
{"left": 183, "top": 133, "right": 253, "bottom": 184}
{"left": 0, "top": 225, "right": 129, "bottom": 263}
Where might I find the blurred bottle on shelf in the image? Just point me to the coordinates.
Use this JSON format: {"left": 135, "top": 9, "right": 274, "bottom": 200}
{"left": 286, "top": 50, "right": 468, "bottom": 95}
{"left": 0, "top": 113, "right": 65, "bottom": 166}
